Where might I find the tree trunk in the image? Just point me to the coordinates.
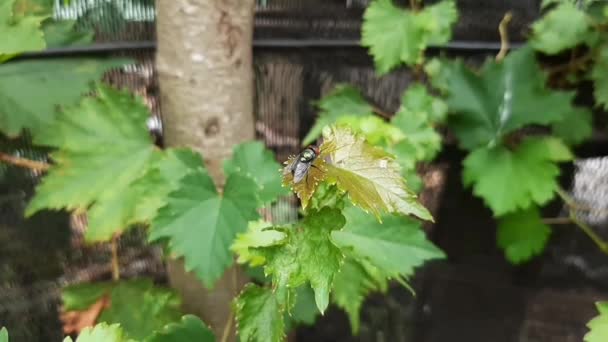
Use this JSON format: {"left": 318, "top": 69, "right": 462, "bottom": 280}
{"left": 156, "top": 0, "right": 255, "bottom": 340}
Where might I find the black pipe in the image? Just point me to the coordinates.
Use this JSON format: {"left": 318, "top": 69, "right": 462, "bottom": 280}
{"left": 16, "top": 39, "right": 523, "bottom": 59}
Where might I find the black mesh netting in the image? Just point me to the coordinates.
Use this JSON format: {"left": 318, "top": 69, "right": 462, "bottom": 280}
{"left": 3, "top": 0, "right": 608, "bottom": 341}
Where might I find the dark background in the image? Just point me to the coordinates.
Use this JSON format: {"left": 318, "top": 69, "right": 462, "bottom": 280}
{"left": 2, "top": 1, "right": 608, "bottom": 341}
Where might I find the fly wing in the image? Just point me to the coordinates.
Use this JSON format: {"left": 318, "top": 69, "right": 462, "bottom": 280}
{"left": 292, "top": 161, "right": 311, "bottom": 184}
{"left": 283, "top": 155, "right": 298, "bottom": 176}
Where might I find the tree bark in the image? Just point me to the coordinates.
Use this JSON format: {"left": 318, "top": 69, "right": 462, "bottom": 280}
{"left": 156, "top": 0, "right": 255, "bottom": 339}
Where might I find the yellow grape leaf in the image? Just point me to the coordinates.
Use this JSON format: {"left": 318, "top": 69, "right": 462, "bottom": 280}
{"left": 281, "top": 154, "right": 328, "bottom": 208}
{"left": 321, "top": 126, "right": 432, "bottom": 221}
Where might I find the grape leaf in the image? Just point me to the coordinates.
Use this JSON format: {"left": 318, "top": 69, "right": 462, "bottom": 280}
{"left": 0, "top": 59, "right": 130, "bottom": 137}
{"left": 62, "top": 323, "right": 128, "bottom": 342}
{"left": 335, "top": 115, "right": 405, "bottom": 146}
{"left": 25, "top": 85, "right": 159, "bottom": 236}
{"left": 258, "top": 207, "right": 346, "bottom": 313}
{"left": 43, "top": 20, "right": 94, "bottom": 48}
{"left": 463, "top": 137, "right": 572, "bottom": 216}
{"left": 85, "top": 149, "right": 203, "bottom": 241}
{"left": 361, "top": 0, "right": 458, "bottom": 74}
{"left": 497, "top": 207, "right": 552, "bottom": 264}
{"left": 0, "top": 327, "right": 7, "bottom": 342}
{"left": 444, "top": 46, "right": 581, "bottom": 150}
{"left": 232, "top": 220, "right": 287, "bottom": 267}
{"left": 391, "top": 88, "right": 443, "bottom": 164}
{"left": 399, "top": 83, "right": 448, "bottom": 123}
{"left": 13, "top": 0, "right": 53, "bottom": 16}
{"left": 531, "top": 2, "right": 592, "bottom": 54}
{"left": 591, "top": 45, "right": 608, "bottom": 110}
{"left": 332, "top": 258, "right": 388, "bottom": 333}
{"left": 288, "top": 285, "right": 319, "bottom": 326}
{"left": 0, "top": 0, "right": 46, "bottom": 57}
{"left": 224, "top": 141, "right": 288, "bottom": 204}
{"left": 552, "top": 107, "right": 593, "bottom": 145}
{"left": 235, "top": 284, "right": 285, "bottom": 342}
{"left": 63, "top": 279, "right": 182, "bottom": 340}
{"left": 282, "top": 153, "right": 328, "bottom": 209}
{"left": 150, "top": 171, "right": 260, "bottom": 287}
{"left": 585, "top": 302, "right": 608, "bottom": 342}
{"left": 332, "top": 205, "right": 444, "bottom": 281}
{"left": 145, "top": 315, "right": 215, "bottom": 342}
{"left": 303, "top": 84, "right": 373, "bottom": 146}
{"left": 321, "top": 126, "right": 432, "bottom": 221}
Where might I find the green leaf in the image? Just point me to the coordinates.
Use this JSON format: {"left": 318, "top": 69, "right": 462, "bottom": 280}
{"left": 399, "top": 83, "right": 448, "bottom": 123}
{"left": 361, "top": 0, "right": 458, "bottom": 73}
{"left": 85, "top": 148, "right": 203, "bottom": 241}
{"left": 321, "top": 126, "right": 432, "bottom": 221}
{"left": 531, "top": 2, "right": 592, "bottom": 54}
{"left": 0, "top": 327, "right": 7, "bottom": 342}
{"left": 13, "top": 0, "right": 53, "bottom": 16}
{"left": 585, "top": 302, "right": 608, "bottom": 342}
{"left": 0, "top": 58, "right": 130, "bottom": 137}
{"left": 232, "top": 219, "right": 287, "bottom": 267}
{"left": 591, "top": 45, "right": 608, "bottom": 110}
{"left": 150, "top": 171, "right": 260, "bottom": 287}
{"left": 303, "top": 84, "right": 373, "bottom": 146}
{"left": 444, "top": 46, "right": 580, "bottom": 150}
{"left": 463, "top": 137, "right": 572, "bottom": 216}
{"left": 145, "top": 315, "right": 215, "bottom": 342}
{"left": 552, "top": 107, "right": 593, "bottom": 145}
{"left": 335, "top": 115, "right": 405, "bottom": 146}
{"left": 235, "top": 284, "right": 285, "bottom": 342}
{"left": 63, "top": 279, "right": 182, "bottom": 341}
{"left": 63, "top": 323, "right": 128, "bottom": 342}
{"left": 391, "top": 87, "right": 443, "bottom": 164}
{"left": 224, "top": 141, "right": 288, "bottom": 204}
{"left": 0, "top": 0, "right": 46, "bottom": 57}
{"left": 332, "top": 258, "right": 388, "bottom": 334}
{"left": 26, "top": 85, "right": 159, "bottom": 238}
{"left": 99, "top": 280, "right": 182, "bottom": 340}
{"left": 497, "top": 207, "right": 552, "bottom": 264}
{"left": 62, "top": 282, "right": 111, "bottom": 311}
{"left": 289, "top": 285, "right": 319, "bottom": 326}
{"left": 43, "top": 20, "right": 94, "bottom": 48}
{"left": 332, "top": 205, "right": 444, "bottom": 280}
{"left": 259, "top": 207, "right": 346, "bottom": 313}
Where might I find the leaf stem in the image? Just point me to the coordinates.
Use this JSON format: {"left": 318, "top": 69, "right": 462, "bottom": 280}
{"left": 496, "top": 11, "right": 513, "bottom": 62}
{"left": 372, "top": 106, "right": 392, "bottom": 120}
{"left": 409, "top": 0, "right": 419, "bottom": 11}
{"left": 569, "top": 211, "right": 608, "bottom": 254}
{"left": 110, "top": 235, "right": 120, "bottom": 281}
{"left": 542, "top": 217, "right": 572, "bottom": 225}
{"left": 0, "top": 151, "right": 50, "bottom": 171}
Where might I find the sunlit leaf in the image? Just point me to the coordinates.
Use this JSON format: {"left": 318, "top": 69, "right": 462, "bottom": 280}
{"left": 361, "top": 0, "right": 458, "bottom": 73}
{"left": 224, "top": 141, "right": 288, "bottom": 204}
{"left": 463, "top": 137, "right": 572, "bottom": 216}
{"left": 145, "top": 315, "right": 215, "bottom": 342}
{"left": 232, "top": 220, "right": 287, "bottom": 267}
{"left": 235, "top": 284, "right": 285, "bottom": 342}
{"left": 444, "top": 46, "right": 582, "bottom": 150}
{"left": 497, "top": 207, "right": 551, "bottom": 264}
{"left": 0, "top": 59, "right": 130, "bottom": 137}
{"left": 585, "top": 302, "right": 608, "bottom": 342}
{"left": 531, "top": 2, "right": 592, "bottom": 54}
{"left": 258, "top": 207, "right": 346, "bottom": 313}
{"left": 25, "top": 85, "right": 159, "bottom": 239}
{"left": 150, "top": 171, "right": 260, "bottom": 287}
{"left": 0, "top": 0, "right": 46, "bottom": 57}
{"left": 303, "top": 84, "right": 373, "bottom": 146}
{"left": 335, "top": 115, "right": 405, "bottom": 146}
{"left": 321, "top": 126, "right": 432, "bottom": 221}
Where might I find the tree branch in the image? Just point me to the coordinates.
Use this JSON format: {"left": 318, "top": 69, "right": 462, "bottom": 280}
{"left": 0, "top": 151, "right": 50, "bottom": 171}
{"left": 496, "top": 11, "right": 513, "bottom": 62}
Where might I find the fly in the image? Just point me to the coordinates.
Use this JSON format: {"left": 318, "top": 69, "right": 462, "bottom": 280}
{"left": 286, "top": 145, "right": 320, "bottom": 184}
